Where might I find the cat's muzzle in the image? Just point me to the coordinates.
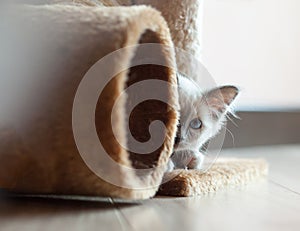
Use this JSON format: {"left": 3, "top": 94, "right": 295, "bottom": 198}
{"left": 171, "top": 149, "right": 204, "bottom": 170}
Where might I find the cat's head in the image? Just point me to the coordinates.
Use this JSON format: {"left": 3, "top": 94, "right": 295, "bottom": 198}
{"left": 171, "top": 76, "right": 239, "bottom": 169}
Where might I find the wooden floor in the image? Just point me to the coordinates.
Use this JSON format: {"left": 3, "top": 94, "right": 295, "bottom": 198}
{"left": 1, "top": 145, "right": 300, "bottom": 231}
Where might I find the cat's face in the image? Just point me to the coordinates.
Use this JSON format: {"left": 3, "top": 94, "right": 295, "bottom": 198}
{"left": 169, "top": 75, "right": 239, "bottom": 170}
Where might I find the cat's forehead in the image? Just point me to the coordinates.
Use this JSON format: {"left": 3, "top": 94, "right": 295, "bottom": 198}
{"left": 178, "top": 75, "right": 202, "bottom": 94}
{"left": 178, "top": 76, "right": 203, "bottom": 102}
{"left": 178, "top": 91, "right": 209, "bottom": 122}
{"left": 177, "top": 74, "right": 212, "bottom": 122}
{"left": 178, "top": 77, "right": 202, "bottom": 101}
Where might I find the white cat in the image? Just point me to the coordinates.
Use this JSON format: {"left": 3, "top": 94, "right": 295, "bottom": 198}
{"left": 167, "top": 73, "right": 239, "bottom": 171}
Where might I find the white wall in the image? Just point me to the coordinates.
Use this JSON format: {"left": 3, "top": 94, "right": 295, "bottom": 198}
{"left": 201, "top": 0, "right": 300, "bottom": 110}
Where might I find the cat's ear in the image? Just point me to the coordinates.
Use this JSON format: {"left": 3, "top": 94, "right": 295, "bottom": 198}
{"left": 204, "top": 86, "right": 239, "bottom": 119}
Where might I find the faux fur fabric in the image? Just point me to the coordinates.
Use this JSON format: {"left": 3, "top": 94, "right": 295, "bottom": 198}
{"left": 158, "top": 158, "right": 268, "bottom": 197}
{"left": 129, "top": 0, "right": 202, "bottom": 76}
{"left": 0, "top": 3, "right": 178, "bottom": 199}
{"left": 113, "top": 0, "right": 203, "bottom": 77}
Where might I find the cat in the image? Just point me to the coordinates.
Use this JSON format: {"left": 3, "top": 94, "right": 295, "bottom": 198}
{"left": 166, "top": 73, "right": 239, "bottom": 171}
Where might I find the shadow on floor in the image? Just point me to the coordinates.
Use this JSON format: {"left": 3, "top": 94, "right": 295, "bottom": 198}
{"left": 0, "top": 189, "right": 140, "bottom": 218}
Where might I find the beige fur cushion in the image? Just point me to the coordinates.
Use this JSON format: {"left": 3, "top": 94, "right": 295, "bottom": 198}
{"left": 158, "top": 158, "right": 268, "bottom": 197}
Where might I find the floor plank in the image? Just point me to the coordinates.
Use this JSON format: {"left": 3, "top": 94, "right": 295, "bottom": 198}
{"left": 116, "top": 181, "right": 300, "bottom": 231}
{"left": 0, "top": 196, "right": 127, "bottom": 231}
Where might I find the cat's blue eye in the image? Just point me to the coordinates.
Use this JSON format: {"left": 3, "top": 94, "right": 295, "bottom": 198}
{"left": 189, "top": 118, "right": 202, "bottom": 129}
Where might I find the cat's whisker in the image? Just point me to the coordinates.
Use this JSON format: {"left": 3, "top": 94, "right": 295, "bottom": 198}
{"left": 224, "top": 126, "right": 235, "bottom": 147}
{"left": 226, "top": 113, "right": 239, "bottom": 127}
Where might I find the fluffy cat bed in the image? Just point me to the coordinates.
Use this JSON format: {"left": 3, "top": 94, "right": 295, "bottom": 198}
{"left": 0, "top": 2, "right": 178, "bottom": 200}
{"left": 0, "top": 0, "right": 268, "bottom": 199}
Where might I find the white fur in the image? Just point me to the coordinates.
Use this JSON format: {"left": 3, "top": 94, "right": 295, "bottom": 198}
{"left": 167, "top": 74, "right": 238, "bottom": 171}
